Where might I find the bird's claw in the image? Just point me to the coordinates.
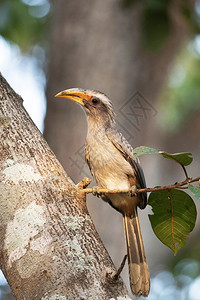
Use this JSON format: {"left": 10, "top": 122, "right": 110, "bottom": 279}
{"left": 92, "top": 186, "right": 101, "bottom": 197}
{"left": 128, "top": 185, "right": 137, "bottom": 197}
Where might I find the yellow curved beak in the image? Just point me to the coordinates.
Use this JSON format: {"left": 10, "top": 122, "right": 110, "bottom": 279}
{"left": 55, "top": 88, "right": 91, "bottom": 106}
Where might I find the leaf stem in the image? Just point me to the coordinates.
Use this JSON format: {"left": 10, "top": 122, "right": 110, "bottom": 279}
{"left": 182, "top": 165, "right": 189, "bottom": 179}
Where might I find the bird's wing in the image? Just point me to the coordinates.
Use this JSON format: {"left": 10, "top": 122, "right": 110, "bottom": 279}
{"left": 85, "top": 142, "right": 93, "bottom": 175}
{"left": 106, "top": 127, "right": 147, "bottom": 208}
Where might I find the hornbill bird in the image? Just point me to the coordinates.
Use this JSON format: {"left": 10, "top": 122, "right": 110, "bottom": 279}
{"left": 56, "top": 88, "right": 150, "bottom": 297}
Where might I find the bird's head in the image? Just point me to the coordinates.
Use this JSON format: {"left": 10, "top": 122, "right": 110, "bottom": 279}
{"left": 55, "top": 88, "right": 115, "bottom": 127}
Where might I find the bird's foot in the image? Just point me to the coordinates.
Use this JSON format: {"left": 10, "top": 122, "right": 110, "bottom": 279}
{"left": 128, "top": 185, "right": 137, "bottom": 197}
{"left": 92, "top": 186, "right": 101, "bottom": 197}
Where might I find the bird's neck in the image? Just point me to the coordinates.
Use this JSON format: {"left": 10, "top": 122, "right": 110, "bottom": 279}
{"left": 87, "top": 116, "right": 106, "bottom": 136}
{"left": 86, "top": 115, "right": 114, "bottom": 139}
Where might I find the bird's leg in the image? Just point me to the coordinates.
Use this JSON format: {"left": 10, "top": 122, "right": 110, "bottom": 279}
{"left": 92, "top": 186, "right": 102, "bottom": 197}
{"left": 128, "top": 185, "right": 137, "bottom": 197}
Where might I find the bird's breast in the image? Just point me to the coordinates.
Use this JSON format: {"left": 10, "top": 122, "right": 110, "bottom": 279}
{"left": 86, "top": 133, "right": 139, "bottom": 215}
{"left": 86, "top": 134, "right": 133, "bottom": 190}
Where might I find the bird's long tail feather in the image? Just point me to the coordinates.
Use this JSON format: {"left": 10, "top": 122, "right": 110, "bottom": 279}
{"left": 123, "top": 210, "right": 150, "bottom": 297}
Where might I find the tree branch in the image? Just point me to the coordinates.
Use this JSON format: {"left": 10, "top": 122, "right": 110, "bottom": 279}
{"left": 81, "top": 176, "right": 200, "bottom": 195}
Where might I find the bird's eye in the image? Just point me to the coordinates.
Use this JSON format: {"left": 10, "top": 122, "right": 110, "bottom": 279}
{"left": 91, "top": 98, "right": 99, "bottom": 104}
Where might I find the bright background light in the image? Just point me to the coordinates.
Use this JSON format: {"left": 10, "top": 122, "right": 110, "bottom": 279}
{"left": 0, "top": 36, "right": 46, "bottom": 132}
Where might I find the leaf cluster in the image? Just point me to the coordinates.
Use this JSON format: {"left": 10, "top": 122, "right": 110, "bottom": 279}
{"left": 134, "top": 146, "right": 199, "bottom": 255}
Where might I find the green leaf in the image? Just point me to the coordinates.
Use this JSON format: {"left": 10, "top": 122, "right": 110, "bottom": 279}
{"left": 188, "top": 184, "right": 200, "bottom": 201}
{"left": 159, "top": 151, "right": 193, "bottom": 166}
{"left": 133, "top": 146, "right": 159, "bottom": 157}
{"left": 148, "top": 189, "right": 197, "bottom": 255}
{"left": 133, "top": 147, "right": 193, "bottom": 167}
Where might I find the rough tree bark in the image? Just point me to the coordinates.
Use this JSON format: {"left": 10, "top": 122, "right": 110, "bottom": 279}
{"left": 0, "top": 74, "right": 131, "bottom": 299}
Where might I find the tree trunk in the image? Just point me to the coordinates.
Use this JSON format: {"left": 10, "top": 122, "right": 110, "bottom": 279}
{"left": 0, "top": 73, "right": 130, "bottom": 300}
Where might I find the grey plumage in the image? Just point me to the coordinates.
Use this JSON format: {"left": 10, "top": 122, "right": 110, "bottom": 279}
{"left": 56, "top": 88, "right": 150, "bottom": 297}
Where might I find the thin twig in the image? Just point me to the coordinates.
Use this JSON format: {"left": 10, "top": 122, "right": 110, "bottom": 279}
{"left": 80, "top": 176, "right": 200, "bottom": 195}
{"left": 113, "top": 255, "right": 128, "bottom": 281}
